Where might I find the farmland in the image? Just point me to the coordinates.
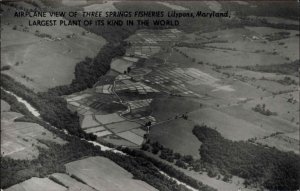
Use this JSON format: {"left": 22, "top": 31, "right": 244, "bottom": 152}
{"left": 4, "top": 177, "right": 67, "bottom": 191}
{"left": 5, "top": 155, "right": 158, "bottom": 191}
{"left": 50, "top": 173, "right": 97, "bottom": 191}
{"left": 64, "top": 79, "right": 154, "bottom": 147}
{"left": 1, "top": 100, "right": 66, "bottom": 160}
{"left": 1, "top": 89, "right": 208, "bottom": 191}
{"left": 177, "top": 26, "right": 299, "bottom": 67}
{"left": 149, "top": 119, "right": 201, "bottom": 158}
{"left": 65, "top": 156, "right": 158, "bottom": 191}
{"left": 62, "top": 22, "right": 299, "bottom": 158}
{"left": 1, "top": 1, "right": 299, "bottom": 191}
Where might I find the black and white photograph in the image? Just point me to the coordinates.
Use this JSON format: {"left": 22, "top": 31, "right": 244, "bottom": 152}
{"left": 0, "top": 0, "right": 299, "bottom": 191}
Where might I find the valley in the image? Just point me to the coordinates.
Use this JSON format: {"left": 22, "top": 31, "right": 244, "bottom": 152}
{"left": 1, "top": 1, "right": 299, "bottom": 191}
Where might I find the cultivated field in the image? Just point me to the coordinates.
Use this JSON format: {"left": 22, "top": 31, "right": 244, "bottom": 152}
{"left": 1, "top": 100, "right": 11, "bottom": 111}
{"left": 189, "top": 107, "right": 270, "bottom": 140}
{"left": 65, "top": 78, "right": 153, "bottom": 146}
{"left": 103, "top": 135, "right": 137, "bottom": 147}
{"left": 221, "top": 68, "right": 298, "bottom": 82}
{"left": 1, "top": 100, "right": 66, "bottom": 160}
{"left": 4, "top": 177, "right": 67, "bottom": 191}
{"left": 50, "top": 173, "right": 97, "bottom": 191}
{"left": 178, "top": 26, "right": 299, "bottom": 68}
{"left": 81, "top": 115, "right": 100, "bottom": 129}
{"left": 217, "top": 104, "right": 299, "bottom": 154}
{"left": 84, "top": 126, "right": 105, "bottom": 134}
{"left": 65, "top": 156, "right": 158, "bottom": 191}
{"left": 111, "top": 58, "right": 134, "bottom": 74}
{"left": 95, "top": 113, "right": 125, "bottom": 124}
{"left": 106, "top": 121, "right": 140, "bottom": 133}
{"left": 256, "top": 132, "right": 299, "bottom": 154}
{"left": 243, "top": 93, "right": 299, "bottom": 125}
{"left": 117, "top": 131, "right": 144, "bottom": 145}
{"left": 178, "top": 47, "right": 288, "bottom": 67}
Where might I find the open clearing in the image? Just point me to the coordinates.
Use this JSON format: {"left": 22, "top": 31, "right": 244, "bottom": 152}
{"left": 221, "top": 68, "right": 298, "bottom": 82}
{"left": 95, "top": 113, "right": 125, "bottom": 124}
{"left": 1, "top": 100, "right": 11, "bottom": 111}
{"left": 65, "top": 156, "right": 158, "bottom": 191}
{"left": 256, "top": 132, "right": 299, "bottom": 154}
{"left": 179, "top": 26, "right": 299, "bottom": 68}
{"left": 4, "top": 177, "right": 67, "bottom": 191}
{"left": 216, "top": 104, "right": 299, "bottom": 153}
{"left": 220, "top": 105, "right": 298, "bottom": 134}
{"left": 149, "top": 119, "right": 201, "bottom": 158}
{"left": 117, "top": 131, "right": 144, "bottom": 145}
{"left": 189, "top": 107, "right": 271, "bottom": 140}
{"left": 81, "top": 115, "right": 100, "bottom": 129}
{"left": 1, "top": 4, "right": 106, "bottom": 91}
{"left": 103, "top": 135, "right": 138, "bottom": 147}
{"left": 1, "top": 100, "right": 66, "bottom": 160}
{"left": 242, "top": 93, "right": 299, "bottom": 125}
{"left": 106, "top": 121, "right": 141, "bottom": 133}
{"left": 84, "top": 126, "right": 105, "bottom": 134}
{"left": 111, "top": 58, "right": 134, "bottom": 74}
{"left": 178, "top": 47, "right": 288, "bottom": 67}
{"left": 94, "top": 130, "right": 112, "bottom": 137}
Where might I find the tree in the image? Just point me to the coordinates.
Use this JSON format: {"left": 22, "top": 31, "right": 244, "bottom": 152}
{"left": 182, "top": 155, "right": 193, "bottom": 163}
{"left": 175, "top": 160, "right": 187, "bottom": 169}
{"left": 141, "top": 144, "right": 150, "bottom": 151}
{"left": 152, "top": 147, "right": 159, "bottom": 154}
{"left": 127, "top": 67, "right": 131, "bottom": 73}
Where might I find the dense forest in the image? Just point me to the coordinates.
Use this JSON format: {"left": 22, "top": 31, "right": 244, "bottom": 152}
{"left": 193, "top": 125, "right": 300, "bottom": 190}
{"left": 141, "top": 140, "right": 202, "bottom": 171}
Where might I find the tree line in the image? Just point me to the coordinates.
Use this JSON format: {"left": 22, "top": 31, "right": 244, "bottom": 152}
{"left": 192, "top": 124, "right": 300, "bottom": 190}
